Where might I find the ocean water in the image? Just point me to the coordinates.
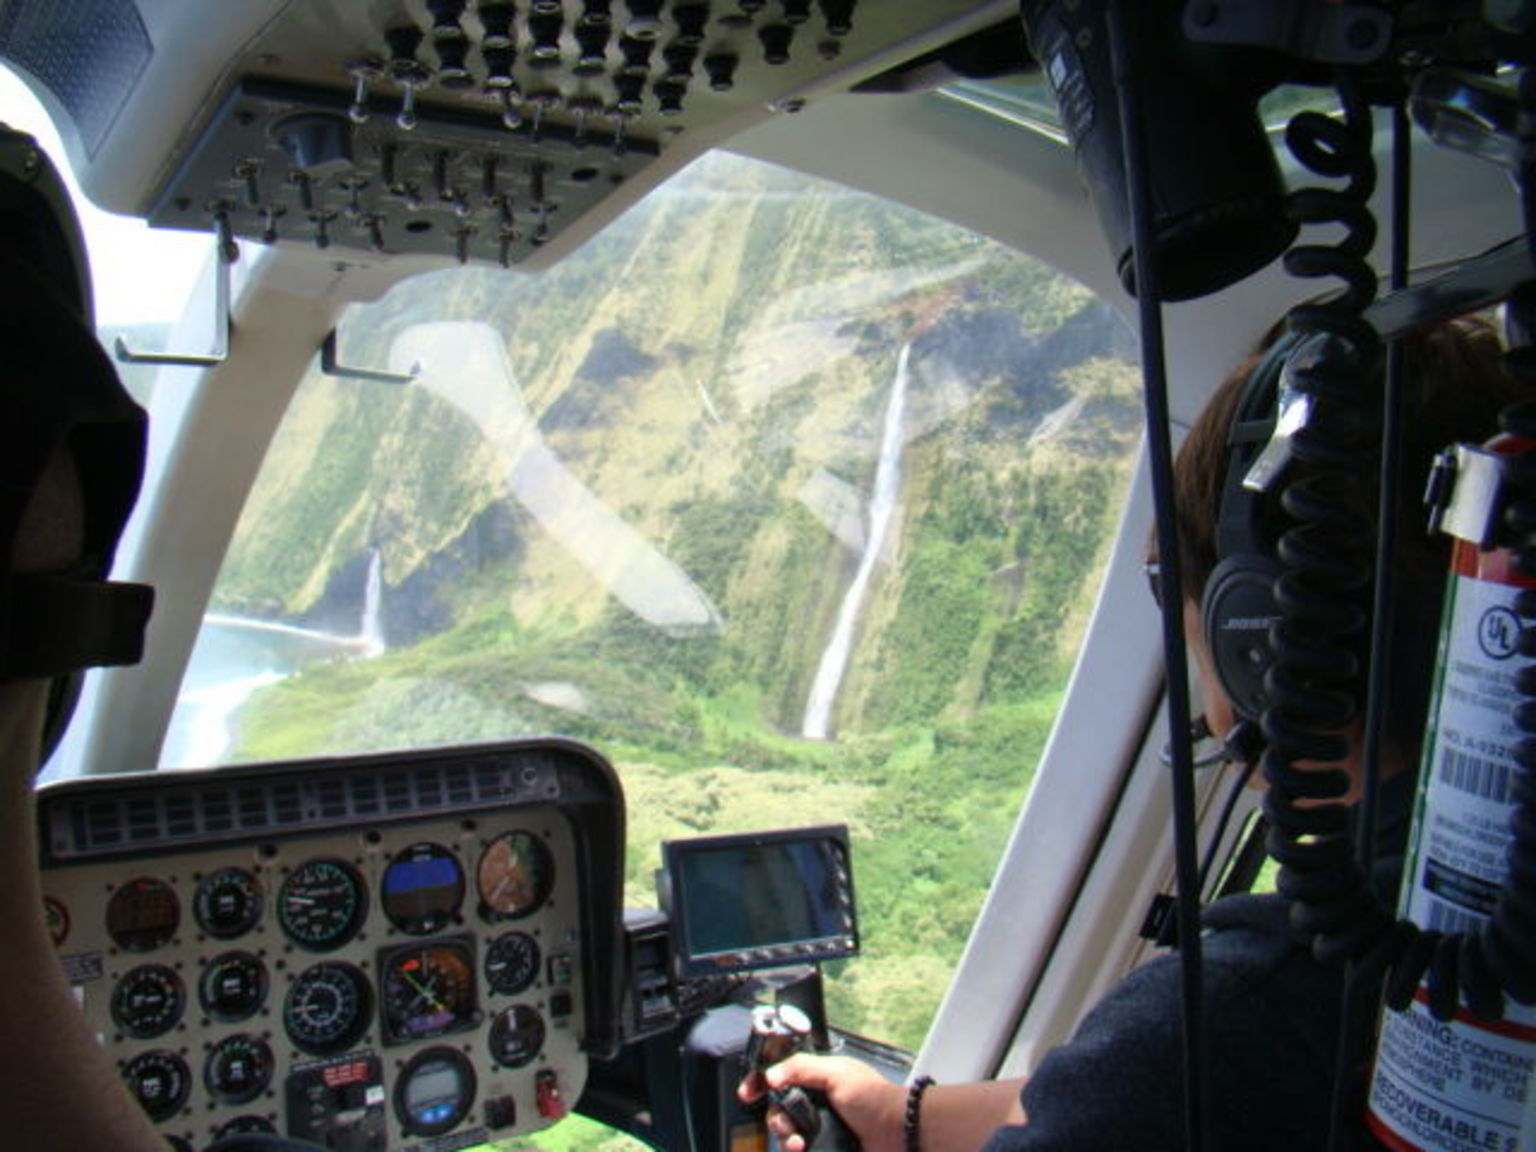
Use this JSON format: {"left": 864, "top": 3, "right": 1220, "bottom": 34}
{"left": 159, "top": 617, "right": 362, "bottom": 769}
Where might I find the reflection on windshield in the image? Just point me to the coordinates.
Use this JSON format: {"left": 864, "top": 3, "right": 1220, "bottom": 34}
{"left": 394, "top": 322, "right": 722, "bottom": 635}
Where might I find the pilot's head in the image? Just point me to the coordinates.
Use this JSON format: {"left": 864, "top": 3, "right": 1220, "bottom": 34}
{"left": 1162, "top": 315, "right": 1524, "bottom": 780}
{"left": 0, "top": 127, "right": 151, "bottom": 763}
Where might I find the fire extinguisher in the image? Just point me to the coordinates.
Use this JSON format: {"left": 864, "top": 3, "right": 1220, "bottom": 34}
{"left": 1364, "top": 422, "right": 1536, "bottom": 1152}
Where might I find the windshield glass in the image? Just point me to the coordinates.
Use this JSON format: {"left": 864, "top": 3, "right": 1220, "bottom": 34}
{"left": 0, "top": 68, "right": 209, "bottom": 397}
{"left": 172, "top": 151, "right": 1141, "bottom": 1053}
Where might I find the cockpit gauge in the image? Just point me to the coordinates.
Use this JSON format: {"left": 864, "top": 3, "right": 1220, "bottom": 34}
{"left": 379, "top": 939, "right": 478, "bottom": 1044}
{"left": 121, "top": 1050, "right": 191, "bottom": 1122}
{"left": 394, "top": 1046, "right": 476, "bottom": 1137}
{"left": 283, "top": 961, "right": 372, "bottom": 1055}
{"left": 106, "top": 877, "right": 180, "bottom": 952}
{"left": 477, "top": 831, "right": 554, "bottom": 920}
{"left": 204, "top": 1034, "right": 274, "bottom": 1105}
{"left": 277, "top": 859, "right": 366, "bottom": 951}
{"left": 194, "top": 867, "right": 264, "bottom": 939}
{"left": 487, "top": 1004, "right": 546, "bottom": 1070}
{"left": 111, "top": 964, "right": 186, "bottom": 1039}
{"left": 381, "top": 842, "right": 465, "bottom": 935}
{"left": 484, "top": 930, "right": 541, "bottom": 997}
{"left": 200, "top": 951, "right": 268, "bottom": 1022}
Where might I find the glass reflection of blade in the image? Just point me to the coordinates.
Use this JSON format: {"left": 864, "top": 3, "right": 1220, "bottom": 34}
{"left": 391, "top": 322, "right": 722, "bottom": 637}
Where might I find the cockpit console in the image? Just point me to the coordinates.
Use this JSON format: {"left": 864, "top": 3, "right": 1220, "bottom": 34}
{"left": 37, "top": 738, "right": 877, "bottom": 1151}
{"left": 36, "top": 739, "right": 624, "bottom": 1152}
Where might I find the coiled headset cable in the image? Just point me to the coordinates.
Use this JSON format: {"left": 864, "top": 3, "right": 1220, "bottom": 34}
{"left": 1260, "top": 71, "right": 1385, "bottom": 967}
{"left": 1259, "top": 69, "right": 1536, "bottom": 1138}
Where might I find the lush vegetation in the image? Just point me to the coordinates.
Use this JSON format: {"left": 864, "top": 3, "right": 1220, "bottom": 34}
{"left": 205, "top": 154, "right": 1141, "bottom": 1100}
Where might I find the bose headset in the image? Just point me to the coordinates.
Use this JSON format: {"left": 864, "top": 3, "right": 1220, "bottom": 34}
{"left": 1201, "top": 331, "right": 1311, "bottom": 725}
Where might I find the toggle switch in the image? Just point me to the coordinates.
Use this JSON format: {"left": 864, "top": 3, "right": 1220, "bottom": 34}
{"left": 386, "top": 25, "right": 432, "bottom": 129}
{"left": 287, "top": 169, "right": 315, "bottom": 212}
{"left": 311, "top": 210, "right": 336, "bottom": 250}
{"left": 260, "top": 203, "right": 286, "bottom": 245}
{"left": 345, "top": 56, "right": 384, "bottom": 123}
{"left": 567, "top": 95, "right": 603, "bottom": 146}
{"left": 525, "top": 89, "right": 561, "bottom": 142}
{"left": 392, "top": 63, "right": 432, "bottom": 130}
{"left": 232, "top": 159, "right": 262, "bottom": 209}
{"left": 453, "top": 223, "right": 477, "bottom": 264}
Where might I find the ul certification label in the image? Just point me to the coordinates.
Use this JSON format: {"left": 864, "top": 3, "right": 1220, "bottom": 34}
{"left": 1367, "top": 575, "right": 1534, "bottom": 1150}
{"left": 1409, "top": 577, "right": 1520, "bottom": 931}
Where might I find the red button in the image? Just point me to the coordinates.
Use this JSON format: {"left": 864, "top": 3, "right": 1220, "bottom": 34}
{"left": 536, "top": 1071, "right": 567, "bottom": 1120}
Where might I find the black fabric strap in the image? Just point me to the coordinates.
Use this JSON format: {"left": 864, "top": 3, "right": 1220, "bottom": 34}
{"left": 1, "top": 572, "right": 154, "bottom": 678}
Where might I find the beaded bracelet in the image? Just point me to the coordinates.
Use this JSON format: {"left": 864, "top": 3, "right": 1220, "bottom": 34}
{"left": 904, "top": 1074, "right": 935, "bottom": 1152}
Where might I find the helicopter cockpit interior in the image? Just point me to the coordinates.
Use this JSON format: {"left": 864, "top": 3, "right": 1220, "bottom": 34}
{"left": 1, "top": 1, "right": 1534, "bottom": 1150}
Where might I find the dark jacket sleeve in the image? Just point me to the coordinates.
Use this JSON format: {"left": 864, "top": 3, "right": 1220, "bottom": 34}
{"left": 982, "top": 896, "right": 1348, "bottom": 1152}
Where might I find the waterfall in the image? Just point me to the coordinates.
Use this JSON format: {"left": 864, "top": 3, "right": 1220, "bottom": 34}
{"left": 359, "top": 548, "right": 386, "bottom": 656}
{"left": 801, "top": 344, "right": 910, "bottom": 740}
{"left": 166, "top": 548, "right": 387, "bottom": 768}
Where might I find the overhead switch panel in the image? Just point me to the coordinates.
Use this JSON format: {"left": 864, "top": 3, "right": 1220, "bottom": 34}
{"left": 150, "top": 78, "right": 653, "bottom": 268}
{"left": 139, "top": 0, "right": 1000, "bottom": 268}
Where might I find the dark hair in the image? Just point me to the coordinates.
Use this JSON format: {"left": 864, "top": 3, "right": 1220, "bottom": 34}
{"left": 1169, "top": 315, "right": 1528, "bottom": 753}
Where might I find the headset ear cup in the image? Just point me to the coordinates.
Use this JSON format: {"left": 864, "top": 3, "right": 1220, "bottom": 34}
{"left": 1201, "top": 555, "right": 1284, "bottom": 722}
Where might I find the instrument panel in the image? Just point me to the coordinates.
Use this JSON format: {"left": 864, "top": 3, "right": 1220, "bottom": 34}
{"left": 37, "top": 739, "right": 625, "bottom": 1152}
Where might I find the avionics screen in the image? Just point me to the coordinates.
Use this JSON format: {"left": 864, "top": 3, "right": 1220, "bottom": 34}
{"left": 663, "top": 825, "right": 858, "bottom": 977}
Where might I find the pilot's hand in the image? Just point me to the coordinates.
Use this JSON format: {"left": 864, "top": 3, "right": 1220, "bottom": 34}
{"left": 739, "top": 1053, "right": 903, "bottom": 1152}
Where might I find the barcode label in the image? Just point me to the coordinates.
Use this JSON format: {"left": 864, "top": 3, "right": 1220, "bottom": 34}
{"left": 1437, "top": 748, "right": 1512, "bottom": 804}
{"left": 1422, "top": 896, "right": 1484, "bottom": 935}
